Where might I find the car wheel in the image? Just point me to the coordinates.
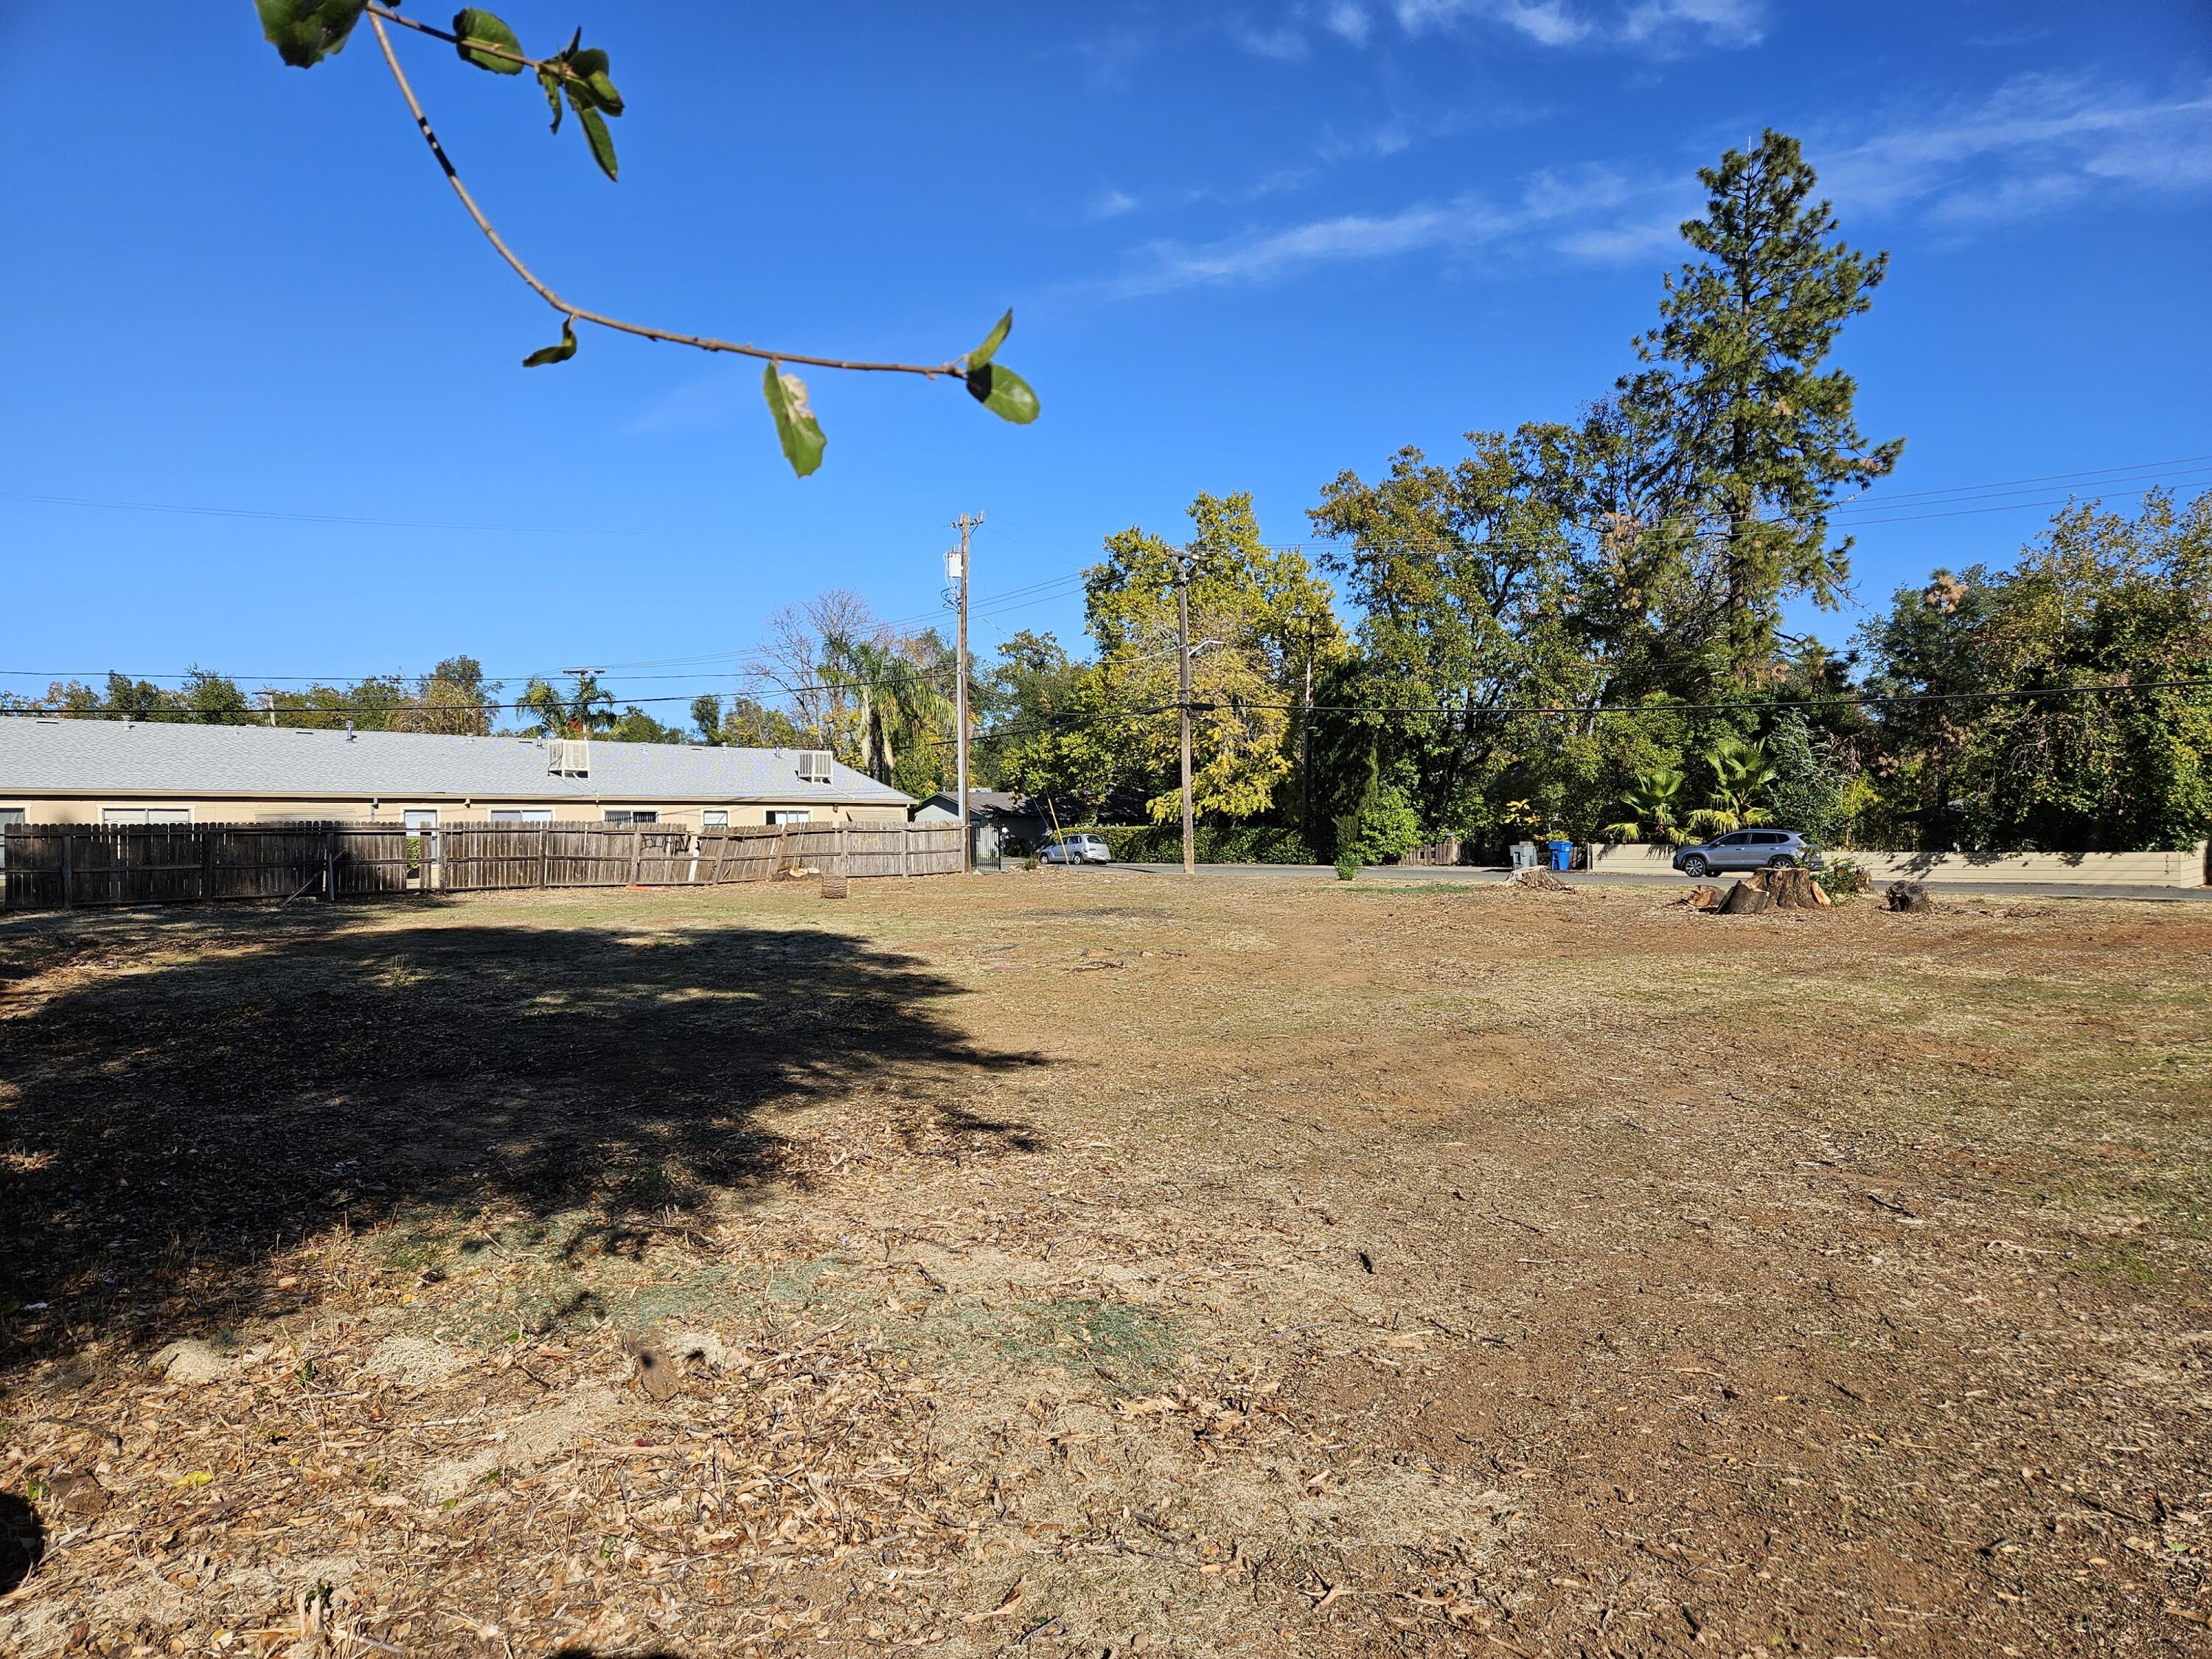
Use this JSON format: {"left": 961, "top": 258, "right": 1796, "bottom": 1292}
{"left": 1767, "top": 854, "right": 1795, "bottom": 869}
{"left": 1681, "top": 855, "right": 1708, "bottom": 877}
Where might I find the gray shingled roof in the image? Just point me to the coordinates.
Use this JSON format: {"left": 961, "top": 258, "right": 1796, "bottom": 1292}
{"left": 0, "top": 717, "right": 911, "bottom": 807}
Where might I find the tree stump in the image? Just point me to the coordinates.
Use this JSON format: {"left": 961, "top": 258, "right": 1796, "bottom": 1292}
{"left": 1885, "top": 879, "right": 1934, "bottom": 913}
{"left": 1764, "top": 866, "right": 1832, "bottom": 909}
{"left": 1720, "top": 880, "right": 1773, "bottom": 914}
{"left": 820, "top": 874, "right": 849, "bottom": 899}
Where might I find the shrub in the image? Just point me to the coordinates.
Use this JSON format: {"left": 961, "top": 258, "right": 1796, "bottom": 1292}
{"left": 1335, "top": 853, "right": 1360, "bottom": 881}
{"left": 1821, "top": 856, "right": 1869, "bottom": 899}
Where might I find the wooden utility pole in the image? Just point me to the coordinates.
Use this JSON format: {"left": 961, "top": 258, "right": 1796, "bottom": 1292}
{"left": 1301, "top": 617, "right": 1316, "bottom": 858}
{"left": 950, "top": 514, "right": 981, "bottom": 874}
{"left": 1177, "top": 552, "right": 1194, "bottom": 877}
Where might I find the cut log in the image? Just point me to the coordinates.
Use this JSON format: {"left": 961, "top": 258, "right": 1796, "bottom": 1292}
{"left": 1885, "top": 879, "right": 1934, "bottom": 914}
{"left": 1720, "top": 880, "right": 1773, "bottom": 915}
{"left": 1686, "top": 884, "right": 1725, "bottom": 911}
{"left": 1506, "top": 866, "right": 1574, "bottom": 893}
{"left": 820, "top": 874, "right": 849, "bottom": 899}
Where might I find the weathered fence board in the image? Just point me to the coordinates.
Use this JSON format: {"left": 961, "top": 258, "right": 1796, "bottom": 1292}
{"left": 1, "top": 823, "right": 411, "bottom": 911}
{"left": 1, "top": 820, "right": 964, "bottom": 912}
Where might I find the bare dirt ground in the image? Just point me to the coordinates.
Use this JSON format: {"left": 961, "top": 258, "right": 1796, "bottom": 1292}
{"left": 1, "top": 872, "right": 2208, "bottom": 1658}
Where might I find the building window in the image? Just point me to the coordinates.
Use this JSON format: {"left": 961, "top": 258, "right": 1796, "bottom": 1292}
{"left": 490, "top": 809, "right": 554, "bottom": 824}
{"left": 767, "top": 810, "right": 812, "bottom": 826}
{"left": 0, "top": 808, "right": 23, "bottom": 827}
{"left": 101, "top": 807, "right": 191, "bottom": 825}
{"left": 604, "top": 810, "right": 659, "bottom": 825}
{"left": 403, "top": 810, "right": 438, "bottom": 831}
{"left": 702, "top": 810, "right": 729, "bottom": 830}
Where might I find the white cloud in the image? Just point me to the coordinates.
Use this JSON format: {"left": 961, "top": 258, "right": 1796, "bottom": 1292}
{"left": 1106, "top": 164, "right": 1663, "bottom": 295}
{"left": 1820, "top": 73, "right": 2212, "bottom": 225}
{"left": 1322, "top": 2, "right": 1373, "bottom": 46}
{"left": 1087, "top": 188, "right": 1140, "bottom": 221}
{"left": 1619, "top": 0, "right": 1764, "bottom": 49}
{"left": 1226, "top": 0, "right": 1763, "bottom": 61}
{"left": 1096, "top": 72, "right": 2212, "bottom": 299}
{"left": 1388, "top": 0, "right": 1760, "bottom": 49}
{"left": 1235, "top": 21, "right": 1312, "bottom": 60}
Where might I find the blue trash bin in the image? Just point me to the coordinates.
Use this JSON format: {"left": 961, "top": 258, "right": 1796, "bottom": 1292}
{"left": 1548, "top": 839, "right": 1572, "bottom": 872}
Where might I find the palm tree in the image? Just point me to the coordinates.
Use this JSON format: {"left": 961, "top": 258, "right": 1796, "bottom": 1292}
{"left": 1688, "top": 734, "right": 1778, "bottom": 836}
{"left": 516, "top": 672, "right": 614, "bottom": 737}
{"left": 819, "top": 634, "right": 955, "bottom": 786}
{"left": 1601, "top": 765, "right": 1688, "bottom": 844}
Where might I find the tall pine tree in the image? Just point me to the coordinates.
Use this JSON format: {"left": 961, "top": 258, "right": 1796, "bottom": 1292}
{"left": 1622, "top": 130, "right": 1903, "bottom": 684}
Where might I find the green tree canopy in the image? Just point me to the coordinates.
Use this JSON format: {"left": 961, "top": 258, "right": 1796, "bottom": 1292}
{"left": 1619, "top": 129, "right": 1903, "bottom": 684}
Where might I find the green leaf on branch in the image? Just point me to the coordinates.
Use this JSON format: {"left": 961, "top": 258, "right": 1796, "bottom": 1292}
{"left": 255, "top": 0, "right": 367, "bottom": 68}
{"left": 967, "top": 309, "right": 1013, "bottom": 370}
{"left": 452, "top": 7, "right": 526, "bottom": 74}
{"left": 762, "top": 364, "right": 826, "bottom": 478}
{"left": 564, "top": 48, "right": 625, "bottom": 114}
{"left": 521, "top": 319, "right": 577, "bottom": 368}
{"left": 965, "top": 361, "right": 1040, "bottom": 424}
{"left": 536, "top": 66, "right": 564, "bottom": 133}
{"left": 574, "top": 104, "right": 619, "bottom": 180}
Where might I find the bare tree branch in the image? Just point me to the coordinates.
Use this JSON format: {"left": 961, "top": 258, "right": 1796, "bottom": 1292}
{"left": 364, "top": 8, "right": 967, "bottom": 380}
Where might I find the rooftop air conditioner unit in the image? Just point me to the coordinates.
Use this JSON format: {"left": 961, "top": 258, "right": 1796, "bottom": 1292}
{"left": 796, "top": 749, "right": 834, "bottom": 783}
{"left": 549, "top": 737, "right": 590, "bottom": 777}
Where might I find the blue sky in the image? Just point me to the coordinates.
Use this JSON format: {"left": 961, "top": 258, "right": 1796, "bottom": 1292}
{"left": 4, "top": 1, "right": 2208, "bottom": 716}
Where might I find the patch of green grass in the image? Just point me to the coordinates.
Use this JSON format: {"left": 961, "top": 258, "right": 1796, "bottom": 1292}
{"left": 2070, "top": 1239, "right": 2169, "bottom": 1287}
{"left": 993, "top": 1297, "right": 1178, "bottom": 1384}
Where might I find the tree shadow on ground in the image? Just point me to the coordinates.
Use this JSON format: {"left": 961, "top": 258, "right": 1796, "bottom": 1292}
{"left": 0, "top": 1492, "right": 38, "bottom": 1595}
{"left": 0, "top": 905, "right": 1044, "bottom": 1377}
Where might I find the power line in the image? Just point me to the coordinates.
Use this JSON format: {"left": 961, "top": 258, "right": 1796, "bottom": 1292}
{"left": 0, "top": 490, "right": 666, "bottom": 535}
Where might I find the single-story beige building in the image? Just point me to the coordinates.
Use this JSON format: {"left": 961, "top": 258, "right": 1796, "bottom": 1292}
{"left": 0, "top": 717, "right": 911, "bottom": 831}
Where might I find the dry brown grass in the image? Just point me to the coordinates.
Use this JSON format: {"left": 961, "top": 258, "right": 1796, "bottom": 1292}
{"left": 1, "top": 872, "right": 2209, "bottom": 1656}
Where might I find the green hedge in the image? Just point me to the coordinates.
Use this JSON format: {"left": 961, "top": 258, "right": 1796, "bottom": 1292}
{"left": 1072, "top": 825, "right": 1316, "bottom": 864}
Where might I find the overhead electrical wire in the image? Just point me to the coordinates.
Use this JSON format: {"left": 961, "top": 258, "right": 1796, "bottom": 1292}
{"left": 7, "top": 453, "right": 2204, "bottom": 706}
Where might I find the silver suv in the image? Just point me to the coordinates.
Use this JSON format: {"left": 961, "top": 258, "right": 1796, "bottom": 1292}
{"left": 1038, "top": 833, "right": 1113, "bottom": 865}
{"left": 1672, "top": 829, "right": 1820, "bottom": 877}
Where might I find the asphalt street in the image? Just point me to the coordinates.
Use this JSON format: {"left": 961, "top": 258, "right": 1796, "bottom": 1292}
{"left": 1007, "top": 860, "right": 2212, "bottom": 902}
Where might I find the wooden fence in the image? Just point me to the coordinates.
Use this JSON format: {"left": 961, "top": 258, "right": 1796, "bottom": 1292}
{"left": 0, "top": 823, "right": 409, "bottom": 911}
{"left": 1398, "top": 836, "right": 1463, "bottom": 867}
{"left": 1, "top": 821, "right": 964, "bottom": 911}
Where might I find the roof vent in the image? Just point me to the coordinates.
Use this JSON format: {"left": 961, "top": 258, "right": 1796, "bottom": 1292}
{"left": 796, "top": 748, "right": 834, "bottom": 784}
{"left": 549, "top": 737, "right": 591, "bottom": 777}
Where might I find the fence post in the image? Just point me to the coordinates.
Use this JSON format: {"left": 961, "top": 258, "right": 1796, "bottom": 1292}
{"left": 901, "top": 828, "right": 911, "bottom": 878}
{"left": 709, "top": 828, "right": 728, "bottom": 886}
{"left": 838, "top": 823, "right": 849, "bottom": 878}
{"left": 60, "top": 831, "right": 74, "bottom": 908}
{"left": 324, "top": 830, "right": 338, "bottom": 902}
{"left": 631, "top": 823, "right": 644, "bottom": 885}
{"left": 201, "top": 828, "right": 217, "bottom": 902}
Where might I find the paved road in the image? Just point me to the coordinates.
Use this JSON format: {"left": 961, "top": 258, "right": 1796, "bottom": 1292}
{"left": 1058, "top": 860, "right": 2212, "bottom": 902}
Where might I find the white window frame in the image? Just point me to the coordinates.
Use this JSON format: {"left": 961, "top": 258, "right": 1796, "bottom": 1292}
{"left": 101, "top": 807, "right": 192, "bottom": 825}
{"left": 403, "top": 809, "right": 439, "bottom": 831}
{"left": 603, "top": 809, "right": 659, "bottom": 825}
{"left": 767, "top": 809, "right": 812, "bottom": 826}
{"left": 702, "top": 810, "right": 729, "bottom": 829}
{"left": 490, "top": 808, "right": 554, "bottom": 824}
